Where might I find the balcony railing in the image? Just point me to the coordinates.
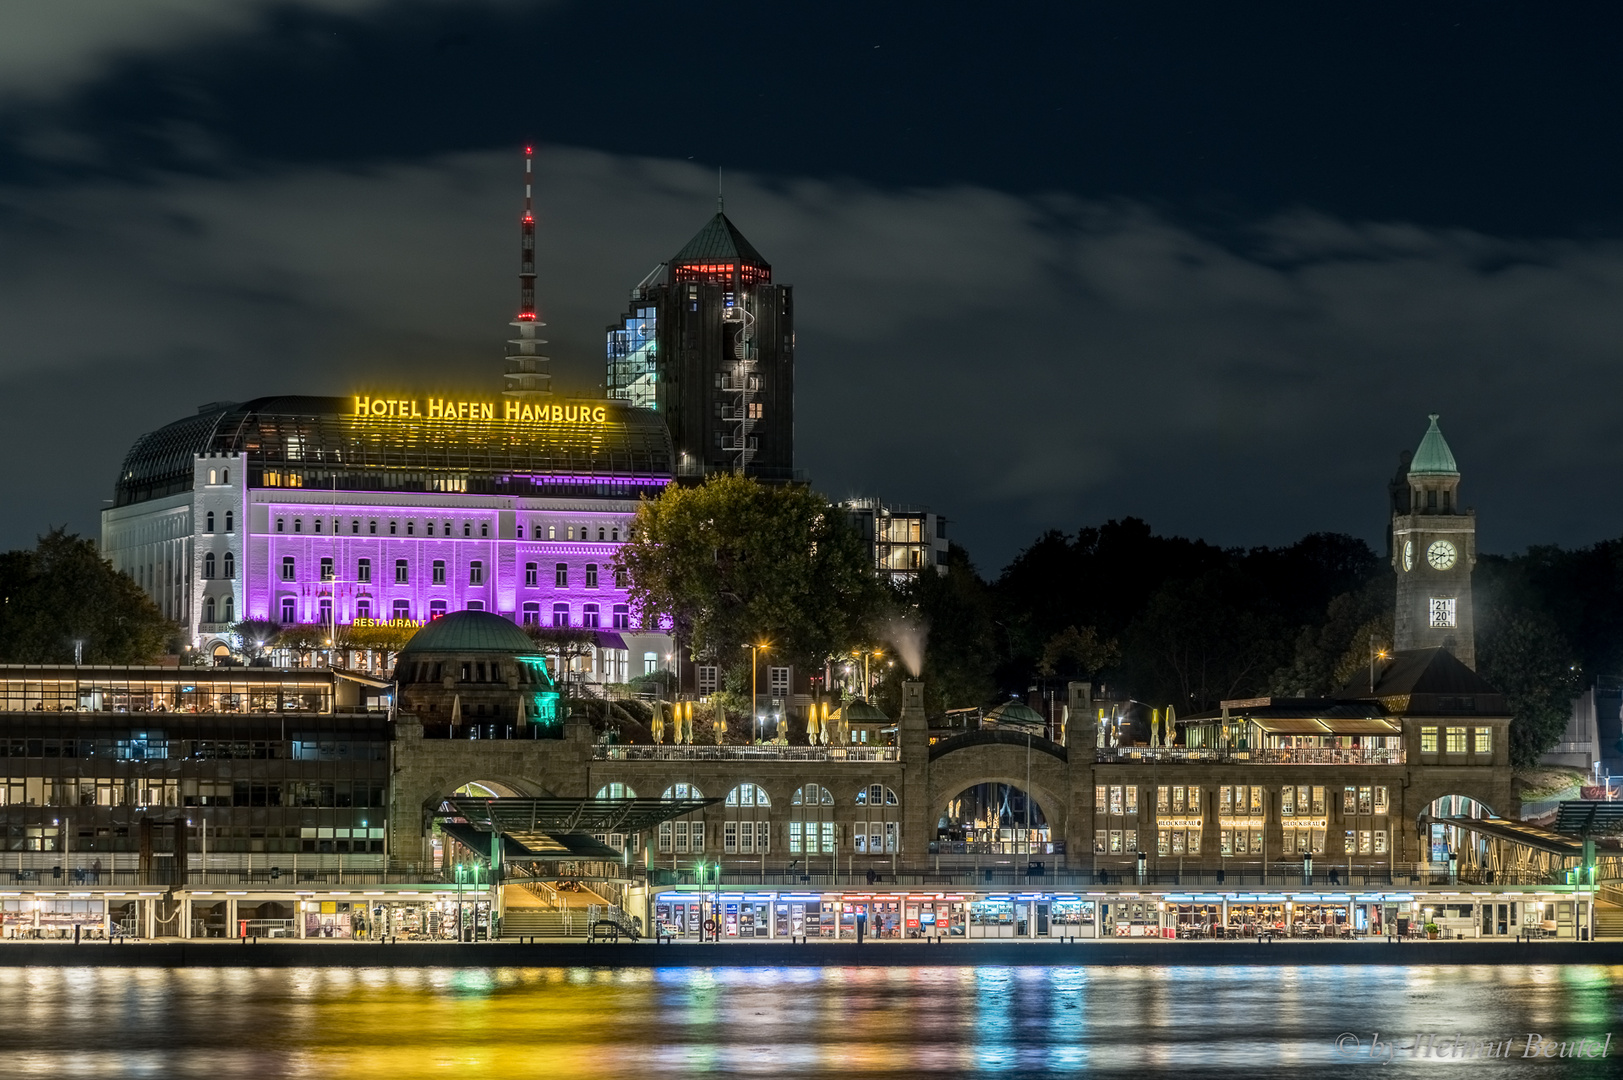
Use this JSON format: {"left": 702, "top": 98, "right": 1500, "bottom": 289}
{"left": 596, "top": 744, "right": 900, "bottom": 762}
{"left": 1095, "top": 747, "right": 1405, "bottom": 766}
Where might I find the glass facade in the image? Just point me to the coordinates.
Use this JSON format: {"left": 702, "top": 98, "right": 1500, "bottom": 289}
{"left": 606, "top": 305, "right": 659, "bottom": 408}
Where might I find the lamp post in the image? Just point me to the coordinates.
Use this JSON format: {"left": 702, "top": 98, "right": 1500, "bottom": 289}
{"left": 748, "top": 643, "right": 770, "bottom": 743}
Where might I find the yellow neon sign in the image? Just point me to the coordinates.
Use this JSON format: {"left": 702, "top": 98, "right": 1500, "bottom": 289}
{"left": 353, "top": 396, "right": 609, "bottom": 424}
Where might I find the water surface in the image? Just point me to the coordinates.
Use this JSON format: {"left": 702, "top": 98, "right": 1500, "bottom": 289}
{"left": 3, "top": 964, "right": 1620, "bottom": 1078}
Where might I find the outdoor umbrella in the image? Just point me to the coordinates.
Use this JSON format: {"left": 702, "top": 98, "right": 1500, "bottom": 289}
{"left": 806, "top": 704, "right": 822, "bottom": 745}
{"left": 1166, "top": 705, "right": 1177, "bottom": 747}
{"left": 450, "top": 694, "right": 461, "bottom": 731}
{"left": 651, "top": 700, "right": 665, "bottom": 744}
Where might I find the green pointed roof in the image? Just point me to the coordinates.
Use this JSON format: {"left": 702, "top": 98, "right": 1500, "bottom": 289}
{"left": 672, "top": 212, "right": 769, "bottom": 268}
{"left": 1408, "top": 414, "right": 1459, "bottom": 476}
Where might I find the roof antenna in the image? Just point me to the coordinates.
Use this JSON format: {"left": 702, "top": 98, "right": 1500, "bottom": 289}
{"left": 718, "top": 165, "right": 724, "bottom": 213}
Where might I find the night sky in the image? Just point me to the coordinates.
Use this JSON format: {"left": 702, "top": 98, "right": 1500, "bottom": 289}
{"left": 3, "top": 2, "right": 1622, "bottom": 568}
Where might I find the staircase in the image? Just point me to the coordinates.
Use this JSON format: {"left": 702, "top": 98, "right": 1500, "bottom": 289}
{"left": 1584, "top": 889, "right": 1623, "bottom": 941}
{"left": 501, "top": 906, "right": 590, "bottom": 940}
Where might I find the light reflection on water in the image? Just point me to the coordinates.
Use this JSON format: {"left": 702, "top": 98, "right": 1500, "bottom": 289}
{"left": 2, "top": 964, "right": 1621, "bottom": 1078}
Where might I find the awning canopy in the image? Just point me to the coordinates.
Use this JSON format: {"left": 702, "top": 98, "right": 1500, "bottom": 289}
{"left": 439, "top": 821, "right": 625, "bottom": 861}
{"left": 1251, "top": 717, "right": 1400, "bottom": 736}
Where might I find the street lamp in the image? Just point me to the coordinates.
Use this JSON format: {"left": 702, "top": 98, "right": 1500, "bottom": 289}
{"left": 748, "top": 642, "right": 770, "bottom": 743}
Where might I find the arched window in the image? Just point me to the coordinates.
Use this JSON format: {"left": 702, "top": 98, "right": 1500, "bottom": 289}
{"left": 789, "top": 783, "right": 837, "bottom": 855}
{"left": 203, "top": 596, "right": 216, "bottom": 623}
{"left": 658, "top": 783, "right": 706, "bottom": 854}
{"left": 221, "top": 468, "right": 229, "bottom": 484}
{"left": 222, "top": 595, "right": 234, "bottom": 622}
{"left": 205, "top": 511, "right": 215, "bottom": 533}
{"left": 597, "top": 526, "right": 606, "bottom": 541}
{"left": 224, "top": 510, "right": 233, "bottom": 533}
{"left": 855, "top": 784, "right": 900, "bottom": 854}
{"left": 723, "top": 783, "right": 771, "bottom": 855}
{"left": 223, "top": 552, "right": 235, "bottom": 579}
{"left": 595, "top": 782, "right": 637, "bottom": 799}
{"left": 202, "top": 553, "right": 215, "bottom": 579}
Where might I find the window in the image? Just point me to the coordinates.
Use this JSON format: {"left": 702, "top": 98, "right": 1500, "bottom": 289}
{"left": 697, "top": 665, "right": 719, "bottom": 695}
{"left": 551, "top": 603, "right": 570, "bottom": 627}
{"left": 314, "top": 518, "right": 323, "bottom": 533}
{"left": 585, "top": 563, "right": 598, "bottom": 588}
{"left": 204, "top": 596, "right": 216, "bottom": 623}
{"left": 221, "top": 468, "right": 228, "bottom": 484}
{"left": 1474, "top": 727, "right": 1492, "bottom": 755}
{"left": 525, "top": 563, "right": 538, "bottom": 587}
{"left": 432, "top": 560, "right": 446, "bottom": 585}
{"left": 1358, "top": 786, "right": 1373, "bottom": 815}
{"left": 1126, "top": 786, "right": 1138, "bottom": 814}
{"left": 1311, "top": 786, "right": 1325, "bottom": 815}
{"left": 555, "top": 563, "right": 568, "bottom": 588}
{"left": 615, "top": 567, "right": 629, "bottom": 588}
{"left": 205, "top": 511, "right": 215, "bottom": 532}
{"left": 203, "top": 553, "right": 215, "bottom": 579}
{"left": 1343, "top": 787, "right": 1356, "bottom": 814}
{"left": 293, "top": 518, "right": 302, "bottom": 533}
{"left": 405, "top": 520, "right": 413, "bottom": 536}
{"left": 223, "top": 552, "right": 234, "bottom": 579}
{"left": 768, "top": 666, "right": 790, "bottom": 697}
{"left": 1421, "top": 726, "right": 1438, "bottom": 753}
{"left": 319, "top": 557, "right": 333, "bottom": 581}
{"left": 1446, "top": 727, "right": 1467, "bottom": 753}
{"left": 642, "top": 651, "right": 657, "bottom": 674}
{"left": 855, "top": 784, "right": 898, "bottom": 806}
{"left": 462, "top": 522, "right": 471, "bottom": 538}
{"left": 612, "top": 527, "right": 620, "bottom": 542}
{"left": 582, "top": 603, "right": 600, "bottom": 628}
{"left": 429, "top": 600, "right": 448, "bottom": 620}
{"left": 613, "top": 604, "right": 630, "bottom": 630}
{"left": 223, "top": 595, "right": 233, "bottom": 622}
{"left": 281, "top": 557, "right": 295, "bottom": 582}
{"left": 597, "top": 527, "right": 605, "bottom": 541}
{"left": 469, "top": 561, "right": 484, "bottom": 586}
{"left": 426, "top": 521, "right": 434, "bottom": 535}
{"left": 1096, "top": 785, "right": 1107, "bottom": 813}
{"left": 516, "top": 524, "right": 523, "bottom": 538}
{"left": 389, "top": 521, "right": 397, "bottom": 535}
{"left": 480, "top": 522, "right": 489, "bottom": 538}
{"left": 355, "top": 598, "right": 371, "bottom": 620}
{"left": 276, "top": 518, "right": 284, "bottom": 533}
{"left": 521, "top": 602, "right": 541, "bottom": 626}
{"left": 351, "top": 520, "right": 359, "bottom": 534}
{"left": 369, "top": 520, "right": 377, "bottom": 535}
{"left": 225, "top": 511, "right": 233, "bottom": 533}
{"left": 595, "top": 782, "right": 638, "bottom": 799}
{"left": 395, "top": 560, "right": 409, "bottom": 584}
{"left": 318, "top": 598, "right": 332, "bottom": 624}
{"left": 281, "top": 597, "right": 296, "bottom": 622}
{"left": 392, "top": 599, "right": 410, "bottom": 621}
{"left": 357, "top": 558, "right": 370, "bottom": 583}
{"left": 1109, "top": 786, "right": 1123, "bottom": 815}
{"left": 1374, "top": 786, "right": 1389, "bottom": 815}
{"left": 547, "top": 525, "right": 556, "bottom": 540}
{"left": 1281, "top": 786, "right": 1294, "bottom": 816}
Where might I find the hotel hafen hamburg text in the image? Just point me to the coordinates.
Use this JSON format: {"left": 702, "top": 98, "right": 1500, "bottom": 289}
{"left": 0, "top": 413, "right": 1592, "bottom": 940}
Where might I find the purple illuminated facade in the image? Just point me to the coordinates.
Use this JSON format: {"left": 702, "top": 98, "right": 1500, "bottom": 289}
{"left": 102, "top": 395, "right": 675, "bottom": 683}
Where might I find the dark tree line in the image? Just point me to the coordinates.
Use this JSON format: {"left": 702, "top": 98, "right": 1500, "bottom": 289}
{"left": 899, "top": 517, "right": 1610, "bottom": 768}
{"left": 0, "top": 529, "right": 174, "bottom": 664}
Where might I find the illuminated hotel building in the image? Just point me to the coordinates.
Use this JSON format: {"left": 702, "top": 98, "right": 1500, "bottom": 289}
{"left": 100, "top": 393, "right": 675, "bottom": 674}
{"left": 606, "top": 203, "right": 796, "bottom": 480}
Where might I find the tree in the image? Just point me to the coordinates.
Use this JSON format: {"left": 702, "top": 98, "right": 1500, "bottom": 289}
{"left": 882, "top": 544, "right": 1000, "bottom": 715}
{"left": 1123, "top": 569, "right": 1292, "bottom": 712}
{"left": 229, "top": 619, "right": 283, "bottom": 660}
{"left": 1477, "top": 608, "right": 1581, "bottom": 768}
{"left": 1039, "top": 625, "right": 1121, "bottom": 680}
{"left": 1271, "top": 576, "right": 1394, "bottom": 696}
{"left": 0, "top": 529, "right": 173, "bottom": 663}
{"left": 523, "top": 625, "right": 599, "bottom": 691}
{"left": 613, "top": 474, "right": 886, "bottom": 670}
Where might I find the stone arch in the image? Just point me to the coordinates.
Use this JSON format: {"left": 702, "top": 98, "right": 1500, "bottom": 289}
{"left": 1413, "top": 787, "right": 1505, "bottom": 880}
{"left": 926, "top": 742, "right": 1070, "bottom": 843}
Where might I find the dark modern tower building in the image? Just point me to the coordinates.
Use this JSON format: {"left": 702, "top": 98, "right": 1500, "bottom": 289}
{"left": 606, "top": 204, "right": 795, "bottom": 479}
{"left": 1391, "top": 414, "right": 1476, "bottom": 668}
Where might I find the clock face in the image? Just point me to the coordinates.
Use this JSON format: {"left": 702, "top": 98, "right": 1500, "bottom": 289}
{"left": 1426, "top": 540, "right": 1458, "bottom": 570}
{"left": 1402, "top": 540, "right": 1414, "bottom": 572}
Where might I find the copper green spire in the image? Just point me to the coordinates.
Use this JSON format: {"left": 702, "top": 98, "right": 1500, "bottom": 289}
{"left": 1408, "top": 413, "right": 1459, "bottom": 476}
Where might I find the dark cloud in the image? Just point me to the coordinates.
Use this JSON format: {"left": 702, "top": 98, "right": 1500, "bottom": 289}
{"left": 2, "top": 148, "right": 1622, "bottom": 568}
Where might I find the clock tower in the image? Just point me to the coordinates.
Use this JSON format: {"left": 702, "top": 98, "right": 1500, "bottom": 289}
{"left": 1392, "top": 414, "right": 1476, "bottom": 667}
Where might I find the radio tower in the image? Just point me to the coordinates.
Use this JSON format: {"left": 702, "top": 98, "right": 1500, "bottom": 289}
{"left": 504, "top": 145, "right": 552, "bottom": 399}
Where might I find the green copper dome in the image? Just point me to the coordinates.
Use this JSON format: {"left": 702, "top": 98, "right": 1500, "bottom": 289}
{"left": 1408, "top": 414, "right": 1459, "bottom": 476}
{"left": 985, "top": 700, "right": 1045, "bottom": 728}
{"left": 398, "top": 611, "right": 543, "bottom": 656}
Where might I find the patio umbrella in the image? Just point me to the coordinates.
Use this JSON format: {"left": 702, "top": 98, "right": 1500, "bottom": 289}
{"left": 806, "top": 703, "right": 822, "bottom": 744}
{"left": 1150, "top": 708, "right": 1160, "bottom": 749}
{"left": 450, "top": 694, "right": 462, "bottom": 731}
{"left": 1165, "top": 705, "right": 1177, "bottom": 747}
{"left": 650, "top": 701, "right": 665, "bottom": 744}
{"left": 716, "top": 712, "right": 727, "bottom": 745}
{"left": 776, "top": 715, "right": 788, "bottom": 743}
